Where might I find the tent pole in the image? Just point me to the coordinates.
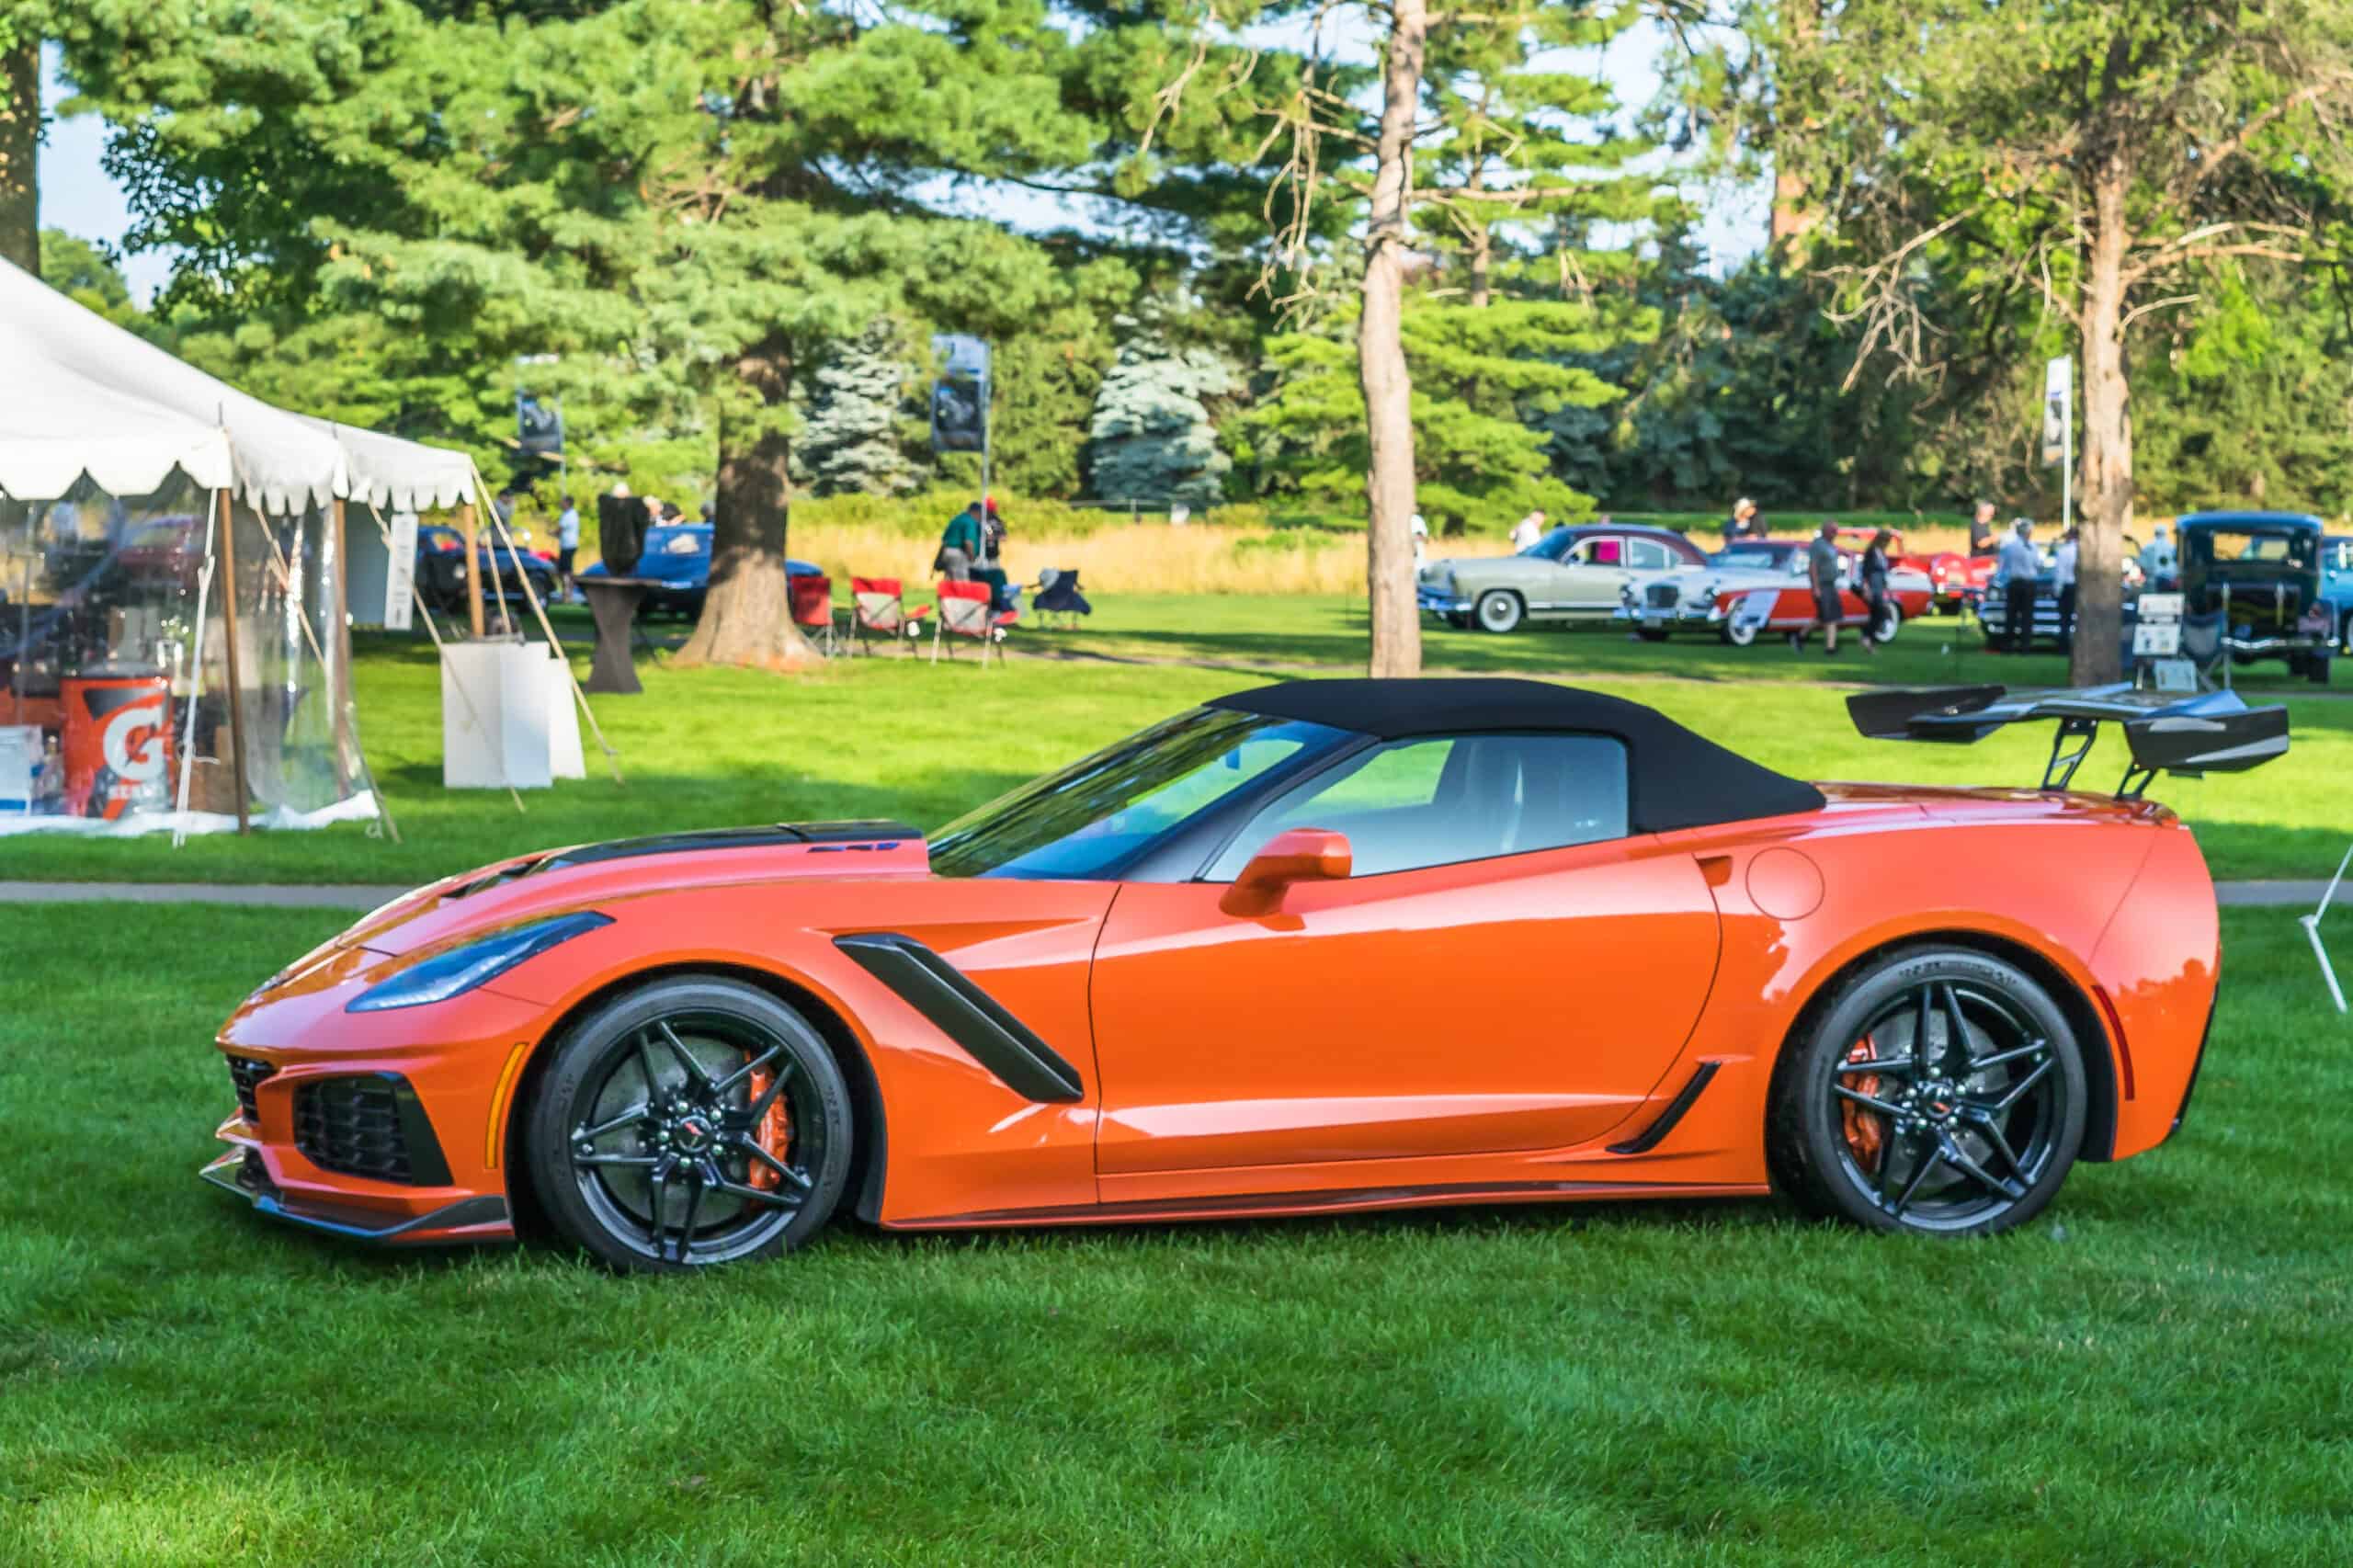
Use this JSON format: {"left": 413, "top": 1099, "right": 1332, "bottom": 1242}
{"left": 13, "top": 505, "right": 28, "bottom": 719}
{"left": 472, "top": 463, "right": 623, "bottom": 786}
{"left": 172, "top": 490, "right": 222, "bottom": 847}
{"left": 327, "top": 499, "right": 357, "bottom": 794}
{"left": 214, "top": 486, "right": 252, "bottom": 835}
{"left": 458, "top": 499, "right": 486, "bottom": 639}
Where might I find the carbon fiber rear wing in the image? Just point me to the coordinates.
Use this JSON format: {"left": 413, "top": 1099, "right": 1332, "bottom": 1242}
{"left": 1847, "top": 683, "right": 2290, "bottom": 798}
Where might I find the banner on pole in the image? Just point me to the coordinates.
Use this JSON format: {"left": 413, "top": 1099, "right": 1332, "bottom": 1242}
{"left": 929, "top": 335, "right": 990, "bottom": 454}
{"left": 517, "top": 392, "right": 564, "bottom": 458}
{"left": 2040, "top": 357, "right": 2072, "bottom": 468}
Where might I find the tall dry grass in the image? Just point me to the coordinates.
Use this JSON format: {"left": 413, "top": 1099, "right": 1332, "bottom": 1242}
{"left": 785, "top": 520, "right": 1429, "bottom": 596}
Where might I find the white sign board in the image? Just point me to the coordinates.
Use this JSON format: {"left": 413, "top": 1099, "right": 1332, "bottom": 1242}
{"left": 2153, "top": 657, "right": 2200, "bottom": 693}
{"left": 441, "top": 642, "right": 581, "bottom": 790}
{"left": 384, "top": 510, "right": 419, "bottom": 631}
{"left": 2137, "top": 592, "right": 2184, "bottom": 621}
{"left": 2132, "top": 621, "right": 2182, "bottom": 656}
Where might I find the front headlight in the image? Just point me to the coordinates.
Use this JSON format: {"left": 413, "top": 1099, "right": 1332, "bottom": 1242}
{"left": 347, "top": 912, "right": 612, "bottom": 1013}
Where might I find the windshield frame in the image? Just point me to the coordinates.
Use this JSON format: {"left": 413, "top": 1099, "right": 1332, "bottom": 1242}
{"left": 927, "top": 707, "right": 1364, "bottom": 882}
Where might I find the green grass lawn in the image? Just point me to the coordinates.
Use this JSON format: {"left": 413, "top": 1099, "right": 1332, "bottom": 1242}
{"left": 3, "top": 597, "right": 2343, "bottom": 886}
{"left": 1, "top": 903, "right": 2345, "bottom": 1565}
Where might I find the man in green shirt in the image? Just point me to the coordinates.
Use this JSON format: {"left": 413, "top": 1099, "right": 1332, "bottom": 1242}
{"left": 938, "top": 503, "right": 983, "bottom": 581}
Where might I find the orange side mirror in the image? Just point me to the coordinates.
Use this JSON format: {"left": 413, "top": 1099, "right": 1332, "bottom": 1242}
{"left": 1219, "top": 827, "right": 1353, "bottom": 917}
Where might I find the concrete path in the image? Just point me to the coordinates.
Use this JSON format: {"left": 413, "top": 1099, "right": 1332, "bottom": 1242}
{"left": 0, "top": 881, "right": 408, "bottom": 911}
{"left": 0, "top": 878, "right": 2333, "bottom": 911}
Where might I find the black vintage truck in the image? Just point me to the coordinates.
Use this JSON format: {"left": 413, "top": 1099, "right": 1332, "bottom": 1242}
{"left": 2179, "top": 510, "right": 2336, "bottom": 685}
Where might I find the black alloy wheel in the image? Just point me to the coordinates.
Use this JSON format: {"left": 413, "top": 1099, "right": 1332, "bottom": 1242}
{"left": 1768, "top": 948, "right": 2086, "bottom": 1236}
{"left": 525, "top": 977, "right": 853, "bottom": 1271}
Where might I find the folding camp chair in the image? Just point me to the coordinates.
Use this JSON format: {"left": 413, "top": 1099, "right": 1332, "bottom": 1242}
{"left": 931, "top": 579, "right": 1014, "bottom": 667}
{"left": 848, "top": 576, "right": 930, "bottom": 655}
{"left": 1032, "top": 567, "right": 1092, "bottom": 631}
{"left": 790, "top": 572, "right": 837, "bottom": 656}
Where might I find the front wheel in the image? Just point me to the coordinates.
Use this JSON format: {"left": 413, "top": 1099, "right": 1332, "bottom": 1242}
{"left": 1635, "top": 624, "right": 1672, "bottom": 643}
{"left": 1767, "top": 947, "right": 2086, "bottom": 1236}
{"left": 524, "top": 977, "right": 855, "bottom": 1272}
{"left": 1473, "top": 590, "right": 1525, "bottom": 634}
{"left": 1722, "top": 615, "right": 1759, "bottom": 647}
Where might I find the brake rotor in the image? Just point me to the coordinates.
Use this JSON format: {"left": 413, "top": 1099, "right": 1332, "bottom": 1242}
{"left": 1841, "top": 1037, "right": 1885, "bottom": 1173}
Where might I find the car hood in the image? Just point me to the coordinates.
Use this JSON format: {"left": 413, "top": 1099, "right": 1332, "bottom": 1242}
{"left": 334, "top": 822, "right": 930, "bottom": 960}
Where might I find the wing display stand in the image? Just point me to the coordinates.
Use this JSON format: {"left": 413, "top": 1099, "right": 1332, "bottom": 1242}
{"left": 2307, "top": 842, "right": 2351, "bottom": 1016}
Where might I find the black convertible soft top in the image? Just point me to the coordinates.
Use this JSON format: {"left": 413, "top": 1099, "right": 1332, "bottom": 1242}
{"left": 1208, "top": 677, "right": 1825, "bottom": 834}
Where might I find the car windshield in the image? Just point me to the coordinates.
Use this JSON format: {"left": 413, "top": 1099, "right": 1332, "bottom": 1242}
{"left": 2196, "top": 528, "right": 2317, "bottom": 569}
{"left": 928, "top": 708, "right": 1353, "bottom": 880}
{"left": 1711, "top": 543, "right": 1790, "bottom": 569}
{"left": 1519, "top": 526, "right": 1574, "bottom": 560}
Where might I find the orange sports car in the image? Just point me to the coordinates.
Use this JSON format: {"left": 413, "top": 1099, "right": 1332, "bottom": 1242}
{"left": 203, "top": 678, "right": 2287, "bottom": 1269}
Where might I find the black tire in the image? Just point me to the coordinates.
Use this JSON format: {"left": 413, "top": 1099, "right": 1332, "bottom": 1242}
{"left": 1635, "top": 625, "right": 1671, "bottom": 643}
{"left": 524, "top": 976, "right": 854, "bottom": 1272}
{"left": 1767, "top": 946, "right": 2086, "bottom": 1237}
{"left": 1473, "top": 590, "right": 1525, "bottom": 634}
{"left": 1870, "top": 603, "right": 1902, "bottom": 644}
{"left": 2310, "top": 653, "right": 2334, "bottom": 686}
{"left": 1444, "top": 612, "right": 1472, "bottom": 630}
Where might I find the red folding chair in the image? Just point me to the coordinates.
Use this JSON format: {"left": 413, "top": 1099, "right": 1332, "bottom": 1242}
{"left": 931, "top": 580, "right": 1015, "bottom": 667}
{"left": 789, "top": 572, "right": 836, "bottom": 655}
{"left": 849, "top": 575, "right": 930, "bottom": 656}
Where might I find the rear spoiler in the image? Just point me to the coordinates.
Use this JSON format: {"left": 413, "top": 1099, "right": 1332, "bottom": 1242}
{"left": 1847, "top": 683, "right": 2290, "bottom": 798}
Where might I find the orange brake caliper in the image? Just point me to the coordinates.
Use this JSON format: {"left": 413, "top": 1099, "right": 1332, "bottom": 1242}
{"left": 1841, "top": 1038, "right": 1885, "bottom": 1173}
{"left": 743, "top": 1067, "right": 792, "bottom": 1191}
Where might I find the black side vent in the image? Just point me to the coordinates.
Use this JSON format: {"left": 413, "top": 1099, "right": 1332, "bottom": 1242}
{"left": 293, "top": 1074, "right": 452, "bottom": 1187}
{"left": 226, "top": 1056, "right": 277, "bottom": 1121}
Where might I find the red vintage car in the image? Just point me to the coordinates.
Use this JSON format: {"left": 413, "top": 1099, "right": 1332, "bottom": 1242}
{"left": 1836, "top": 527, "right": 1987, "bottom": 614}
{"left": 1703, "top": 540, "right": 1934, "bottom": 645}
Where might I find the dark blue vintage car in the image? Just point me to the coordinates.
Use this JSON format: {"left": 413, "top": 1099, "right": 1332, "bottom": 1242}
{"left": 2178, "top": 510, "right": 2336, "bottom": 683}
{"left": 579, "top": 522, "right": 822, "bottom": 619}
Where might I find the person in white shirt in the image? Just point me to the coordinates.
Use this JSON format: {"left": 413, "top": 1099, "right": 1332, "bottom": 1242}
{"left": 1410, "top": 511, "right": 1429, "bottom": 568}
{"left": 1511, "top": 509, "right": 1547, "bottom": 552}
{"left": 2140, "top": 523, "right": 2177, "bottom": 586}
{"left": 1997, "top": 518, "right": 2041, "bottom": 653}
{"left": 2052, "top": 526, "right": 2079, "bottom": 648}
{"left": 555, "top": 494, "right": 582, "bottom": 602}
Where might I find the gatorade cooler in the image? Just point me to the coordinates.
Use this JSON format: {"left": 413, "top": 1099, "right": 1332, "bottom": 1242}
{"left": 63, "top": 670, "right": 175, "bottom": 821}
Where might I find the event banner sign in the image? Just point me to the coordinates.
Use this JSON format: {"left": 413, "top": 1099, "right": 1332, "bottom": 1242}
{"left": 929, "top": 335, "right": 990, "bottom": 454}
{"left": 2040, "top": 357, "right": 2072, "bottom": 468}
{"left": 517, "top": 392, "right": 564, "bottom": 458}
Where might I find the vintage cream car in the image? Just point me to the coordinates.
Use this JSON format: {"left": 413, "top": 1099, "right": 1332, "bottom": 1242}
{"left": 1416, "top": 524, "right": 1711, "bottom": 633}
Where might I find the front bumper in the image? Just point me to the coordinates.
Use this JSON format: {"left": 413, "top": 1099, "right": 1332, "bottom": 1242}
{"left": 1417, "top": 585, "right": 1472, "bottom": 616}
{"left": 199, "top": 1147, "right": 511, "bottom": 1244}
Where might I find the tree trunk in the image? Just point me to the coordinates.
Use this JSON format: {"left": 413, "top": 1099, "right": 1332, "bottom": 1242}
{"left": 2071, "top": 154, "right": 2133, "bottom": 687}
{"left": 676, "top": 336, "right": 814, "bottom": 670}
{"left": 0, "top": 36, "right": 38, "bottom": 274}
{"left": 1359, "top": 0, "right": 1426, "bottom": 680}
{"left": 1766, "top": 0, "right": 1820, "bottom": 260}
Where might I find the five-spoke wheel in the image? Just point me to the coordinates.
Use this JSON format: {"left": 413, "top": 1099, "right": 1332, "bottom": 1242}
{"left": 1768, "top": 948, "right": 2086, "bottom": 1235}
{"left": 525, "top": 978, "right": 853, "bottom": 1271}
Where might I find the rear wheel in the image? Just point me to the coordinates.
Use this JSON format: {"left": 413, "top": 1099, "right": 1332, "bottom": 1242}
{"left": 1870, "top": 603, "right": 1903, "bottom": 644}
{"left": 1474, "top": 590, "right": 1525, "bottom": 634}
{"left": 524, "top": 977, "right": 854, "bottom": 1272}
{"left": 1768, "top": 947, "right": 2085, "bottom": 1236}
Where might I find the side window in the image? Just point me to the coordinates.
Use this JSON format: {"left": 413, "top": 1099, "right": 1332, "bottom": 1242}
{"left": 1206, "top": 733, "right": 1631, "bottom": 881}
{"left": 1588, "top": 537, "right": 1623, "bottom": 566}
{"left": 1625, "top": 539, "right": 1672, "bottom": 571}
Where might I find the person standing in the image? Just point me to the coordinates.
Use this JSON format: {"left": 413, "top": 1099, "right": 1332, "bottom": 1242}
{"left": 1998, "top": 518, "right": 2041, "bottom": 653}
{"left": 1790, "top": 519, "right": 1846, "bottom": 654}
{"left": 1410, "top": 511, "right": 1430, "bottom": 568}
{"left": 555, "top": 494, "right": 581, "bottom": 603}
{"left": 1968, "top": 499, "right": 1998, "bottom": 556}
{"left": 937, "top": 501, "right": 983, "bottom": 582}
{"left": 1722, "top": 497, "right": 1758, "bottom": 544}
{"left": 1858, "top": 527, "right": 1893, "bottom": 658}
{"left": 1511, "top": 509, "right": 1547, "bottom": 551}
{"left": 2052, "top": 526, "right": 2079, "bottom": 649}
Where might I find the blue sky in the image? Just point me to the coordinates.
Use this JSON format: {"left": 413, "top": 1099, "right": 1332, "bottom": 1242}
{"left": 39, "top": 27, "right": 1765, "bottom": 307}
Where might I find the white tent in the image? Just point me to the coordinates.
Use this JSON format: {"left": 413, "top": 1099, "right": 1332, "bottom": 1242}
{"left": 0, "top": 256, "right": 488, "bottom": 838}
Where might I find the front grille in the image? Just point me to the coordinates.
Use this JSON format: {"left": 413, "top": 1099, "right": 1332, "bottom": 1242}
{"left": 1645, "top": 584, "right": 1680, "bottom": 609}
{"left": 294, "top": 1074, "right": 450, "bottom": 1186}
{"left": 226, "top": 1056, "right": 276, "bottom": 1121}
